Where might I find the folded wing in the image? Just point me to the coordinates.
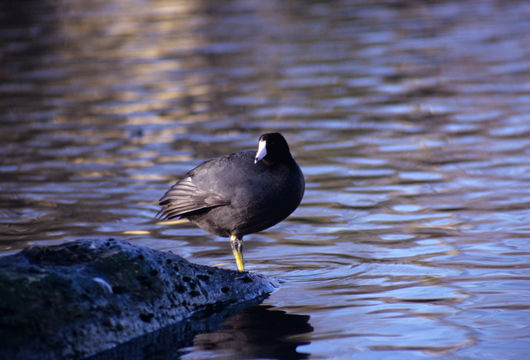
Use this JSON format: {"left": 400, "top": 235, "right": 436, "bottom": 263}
{"left": 157, "top": 176, "right": 229, "bottom": 220}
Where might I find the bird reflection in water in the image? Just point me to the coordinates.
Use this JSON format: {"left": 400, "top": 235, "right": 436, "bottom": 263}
{"left": 189, "top": 305, "right": 313, "bottom": 359}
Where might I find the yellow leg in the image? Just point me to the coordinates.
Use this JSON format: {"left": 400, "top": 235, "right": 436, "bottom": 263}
{"left": 230, "top": 234, "right": 245, "bottom": 272}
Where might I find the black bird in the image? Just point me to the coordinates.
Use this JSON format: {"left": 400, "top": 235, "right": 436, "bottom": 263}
{"left": 157, "top": 133, "right": 305, "bottom": 271}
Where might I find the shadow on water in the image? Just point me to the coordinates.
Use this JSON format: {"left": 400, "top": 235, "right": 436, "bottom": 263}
{"left": 187, "top": 305, "right": 313, "bottom": 360}
{"left": 88, "top": 304, "right": 312, "bottom": 360}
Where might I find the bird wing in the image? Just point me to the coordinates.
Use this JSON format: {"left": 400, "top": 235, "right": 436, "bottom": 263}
{"left": 157, "top": 176, "right": 229, "bottom": 220}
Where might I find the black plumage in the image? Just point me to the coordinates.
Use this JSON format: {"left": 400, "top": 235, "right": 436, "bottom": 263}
{"left": 158, "top": 133, "right": 305, "bottom": 271}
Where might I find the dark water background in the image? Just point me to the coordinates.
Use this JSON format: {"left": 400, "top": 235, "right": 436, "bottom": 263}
{"left": 1, "top": 0, "right": 530, "bottom": 358}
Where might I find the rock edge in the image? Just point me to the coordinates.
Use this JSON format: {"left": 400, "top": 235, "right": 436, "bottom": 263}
{"left": 0, "top": 239, "right": 278, "bottom": 359}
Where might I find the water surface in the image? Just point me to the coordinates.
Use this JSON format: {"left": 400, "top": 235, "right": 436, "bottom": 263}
{"left": 1, "top": 0, "right": 530, "bottom": 359}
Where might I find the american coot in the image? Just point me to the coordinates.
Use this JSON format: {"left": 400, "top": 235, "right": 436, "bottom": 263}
{"left": 158, "top": 133, "right": 305, "bottom": 272}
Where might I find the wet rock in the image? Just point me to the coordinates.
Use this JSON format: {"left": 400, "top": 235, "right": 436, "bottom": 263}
{"left": 0, "top": 239, "right": 278, "bottom": 359}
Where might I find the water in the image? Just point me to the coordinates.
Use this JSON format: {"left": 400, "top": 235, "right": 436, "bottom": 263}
{"left": 1, "top": 0, "right": 530, "bottom": 358}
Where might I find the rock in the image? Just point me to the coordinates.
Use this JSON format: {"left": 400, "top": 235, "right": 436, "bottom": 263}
{"left": 0, "top": 239, "right": 278, "bottom": 359}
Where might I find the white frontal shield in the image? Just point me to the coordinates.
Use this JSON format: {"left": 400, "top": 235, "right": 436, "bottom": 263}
{"left": 254, "top": 139, "right": 267, "bottom": 164}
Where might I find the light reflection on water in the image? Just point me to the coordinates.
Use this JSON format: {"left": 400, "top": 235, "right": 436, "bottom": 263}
{"left": 1, "top": 0, "right": 530, "bottom": 359}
